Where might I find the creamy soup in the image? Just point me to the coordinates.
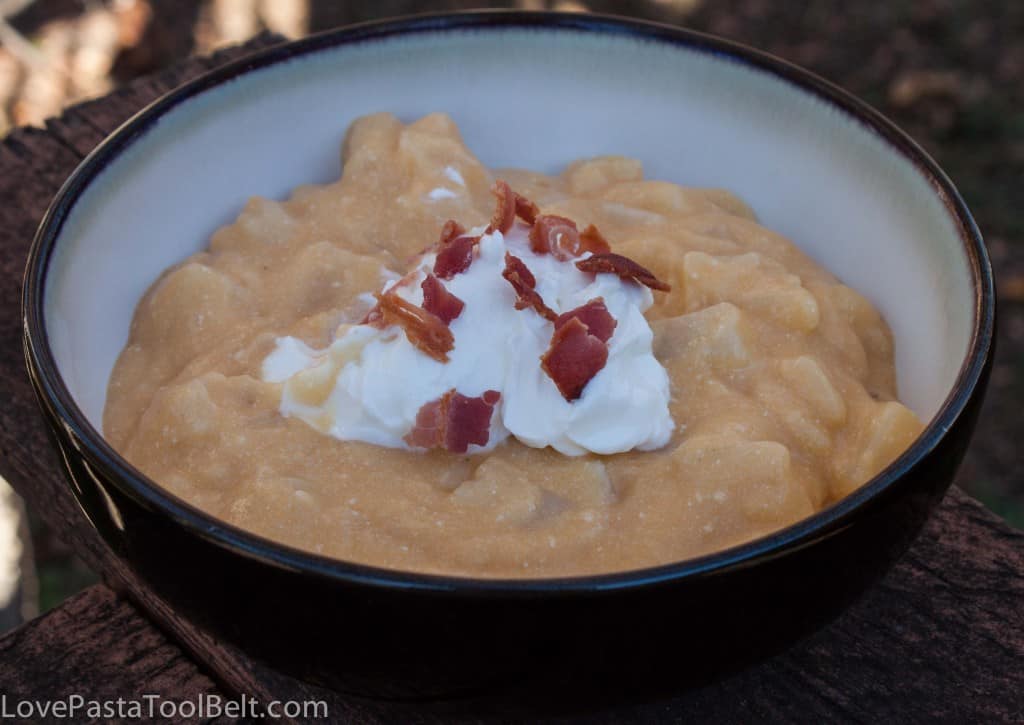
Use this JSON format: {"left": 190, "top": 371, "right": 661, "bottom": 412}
{"left": 104, "top": 113, "right": 924, "bottom": 577}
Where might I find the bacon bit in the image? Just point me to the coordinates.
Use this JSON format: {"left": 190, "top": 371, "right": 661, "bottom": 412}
{"left": 515, "top": 194, "right": 540, "bottom": 225}
{"left": 413, "top": 219, "right": 466, "bottom": 260}
{"left": 555, "top": 298, "right": 617, "bottom": 343}
{"left": 530, "top": 215, "right": 581, "bottom": 261}
{"left": 504, "top": 251, "right": 536, "bottom": 287}
{"left": 490, "top": 180, "right": 518, "bottom": 234}
{"left": 575, "top": 252, "right": 671, "bottom": 292}
{"left": 502, "top": 253, "right": 557, "bottom": 322}
{"left": 578, "top": 224, "right": 612, "bottom": 255}
{"left": 432, "top": 217, "right": 478, "bottom": 279}
{"left": 421, "top": 273, "right": 465, "bottom": 325}
{"left": 404, "top": 388, "right": 502, "bottom": 453}
{"left": 374, "top": 290, "right": 454, "bottom": 362}
{"left": 530, "top": 218, "right": 613, "bottom": 259}
{"left": 490, "top": 181, "right": 541, "bottom": 233}
{"left": 439, "top": 219, "right": 466, "bottom": 247}
{"left": 362, "top": 269, "right": 421, "bottom": 326}
{"left": 541, "top": 317, "right": 609, "bottom": 401}
{"left": 434, "top": 234, "right": 476, "bottom": 279}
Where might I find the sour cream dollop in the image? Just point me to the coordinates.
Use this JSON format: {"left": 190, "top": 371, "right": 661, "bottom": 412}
{"left": 262, "top": 223, "right": 674, "bottom": 455}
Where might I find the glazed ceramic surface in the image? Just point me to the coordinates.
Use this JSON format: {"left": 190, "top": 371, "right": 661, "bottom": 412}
{"left": 23, "top": 12, "right": 993, "bottom": 698}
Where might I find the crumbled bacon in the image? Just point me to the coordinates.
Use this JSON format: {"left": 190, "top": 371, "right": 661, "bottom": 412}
{"left": 575, "top": 252, "right": 671, "bottom": 292}
{"left": 404, "top": 389, "right": 502, "bottom": 453}
{"left": 364, "top": 267, "right": 424, "bottom": 325}
{"left": 490, "top": 180, "right": 517, "bottom": 234}
{"left": 374, "top": 290, "right": 454, "bottom": 362}
{"left": 421, "top": 273, "right": 464, "bottom": 325}
{"left": 529, "top": 215, "right": 580, "bottom": 261}
{"left": 541, "top": 317, "right": 609, "bottom": 401}
{"left": 413, "top": 220, "right": 466, "bottom": 261}
{"left": 434, "top": 234, "right": 476, "bottom": 279}
{"left": 504, "top": 251, "right": 535, "bottom": 287}
{"left": 428, "top": 217, "right": 480, "bottom": 279}
{"left": 555, "top": 298, "right": 617, "bottom": 343}
{"left": 502, "top": 253, "right": 557, "bottom": 322}
{"left": 515, "top": 194, "right": 540, "bottom": 225}
{"left": 578, "top": 224, "right": 612, "bottom": 255}
{"left": 490, "top": 180, "right": 541, "bottom": 233}
{"left": 439, "top": 219, "right": 466, "bottom": 247}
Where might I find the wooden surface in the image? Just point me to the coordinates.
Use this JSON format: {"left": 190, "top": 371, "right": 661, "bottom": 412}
{"left": 0, "top": 35, "right": 1022, "bottom": 723}
{"left": 0, "top": 587, "right": 226, "bottom": 724}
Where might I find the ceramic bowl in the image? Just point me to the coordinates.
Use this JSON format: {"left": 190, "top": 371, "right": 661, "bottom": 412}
{"left": 23, "top": 11, "right": 994, "bottom": 700}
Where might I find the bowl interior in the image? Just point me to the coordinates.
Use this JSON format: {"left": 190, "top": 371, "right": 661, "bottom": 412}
{"left": 42, "top": 20, "right": 975, "bottom": 445}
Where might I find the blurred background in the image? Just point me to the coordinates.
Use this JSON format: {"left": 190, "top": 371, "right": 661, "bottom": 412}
{"left": 0, "top": 0, "right": 1021, "bottom": 630}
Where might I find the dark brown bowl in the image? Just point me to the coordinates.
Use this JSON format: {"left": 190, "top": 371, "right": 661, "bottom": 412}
{"left": 22, "top": 11, "right": 994, "bottom": 701}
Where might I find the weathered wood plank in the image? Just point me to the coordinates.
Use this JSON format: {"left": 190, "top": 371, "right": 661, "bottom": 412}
{"left": 0, "top": 34, "right": 1021, "bottom": 723}
{"left": 0, "top": 587, "right": 228, "bottom": 725}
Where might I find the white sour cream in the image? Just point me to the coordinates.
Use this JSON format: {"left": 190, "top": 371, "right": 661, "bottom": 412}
{"left": 262, "top": 223, "right": 674, "bottom": 455}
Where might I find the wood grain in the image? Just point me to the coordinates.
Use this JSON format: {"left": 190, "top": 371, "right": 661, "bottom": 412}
{"left": 0, "top": 34, "right": 1021, "bottom": 723}
{"left": 0, "top": 587, "right": 228, "bottom": 725}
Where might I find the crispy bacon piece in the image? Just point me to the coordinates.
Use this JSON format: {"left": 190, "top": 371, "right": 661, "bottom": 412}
{"left": 490, "top": 180, "right": 517, "bottom": 234}
{"left": 421, "top": 273, "right": 465, "bottom": 325}
{"left": 414, "top": 219, "right": 467, "bottom": 261}
{"left": 439, "top": 219, "right": 466, "bottom": 247}
{"left": 404, "top": 389, "right": 502, "bottom": 453}
{"left": 502, "top": 253, "right": 557, "bottom": 322}
{"left": 434, "top": 234, "right": 476, "bottom": 279}
{"left": 555, "top": 298, "right": 617, "bottom": 343}
{"left": 515, "top": 194, "right": 540, "bottom": 225}
{"left": 529, "top": 215, "right": 580, "bottom": 261}
{"left": 430, "top": 218, "right": 478, "bottom": 279}
{"left": 504, "top": 251, "right": 536, "bottom": 287}
{"left": 530, "top": 217, "right": 613, "bottom": 259}
{"left": 578, "top": 224, "right": 612, "bottom": 255}
{"left": 361, "top": 268, "right": 420, "bottom": 325}
{"left": 490, "top": 180, "right": 541, "bottom": 233}
{"left": 575, "top": 252, "right": 671, "bottom": 292}
{"left": 541, "top": 317, "right": 609, "bottom": 401}
{"left": 374, "top": 290, "right": 454, "bottom": 362}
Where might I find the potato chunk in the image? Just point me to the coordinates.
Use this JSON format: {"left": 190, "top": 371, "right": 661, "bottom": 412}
{"left": 683, "top": 252, "right": 820, "bottom": 332}
{"left": 834, "top": 401, "right": 924, "bottom": 497}
{"left": 671, "top": 434, "right": 814, "bottom": 525}
{"left": 453, "top": 458, "right": 546, "bottom": 525}
{"left": 564, "top": 156, "right": 643, "bottom": 196}
{"left": 653, "top": 302, "right": 755, "bottom": 370}
{"left": 138, "top": 262, "right": 251, "bottom": 369}
{"left": 777, "top": 355, "right": 847, "bottom": 426}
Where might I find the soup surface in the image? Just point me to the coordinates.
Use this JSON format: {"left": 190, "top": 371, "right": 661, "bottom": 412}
{"left": 104, "top": 113, "right": 924, "bottom": 577}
